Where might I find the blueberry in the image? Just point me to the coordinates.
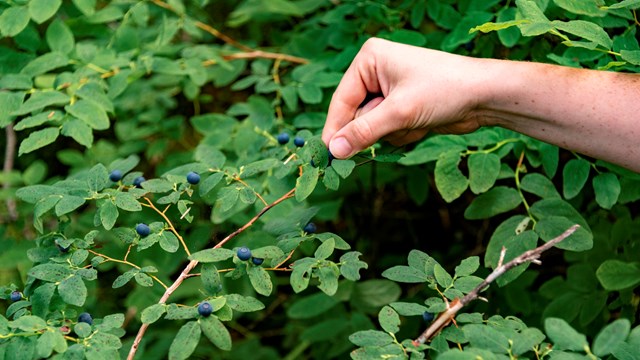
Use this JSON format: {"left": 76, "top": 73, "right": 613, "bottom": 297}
{"left": 56, "top": 243, "right": 70, "bottom": 253}
{"left": 133, "top": 176, "right": 146, "bottom": 188}
{"left": 294, "top": 137, "right": 305, "bottom": 147}
{"left": 78, "top": 312, "right": 93, "bottom": 325}
{"left": 10, "top": 291, "right": 21, "bottom": 302}
{"left": 277, "top": 132, "right": 290, "bottom": 145}
{"left": 303, "top": 222, "right": 317, "bottom": 234}
{"left": 251, "top": 257, "right": 264, "bottom": 266}
{"left": 422, "top": 311, "right": 434, "bottom": 322}
{"left": 109, "top": 170, "right": 123, "bottom": 182}
{"left": 198, "top": 301, "right": 213, "bottom": 317}
{"left": 186, "top": 171, "right": 200, "bottom": 185}
{"left": 237, "top": 246, "right": 251, "bottom": 261}
{"left": 136, "top": 223, "right": 151, "bottom": 237}
{"left": 328, "top": 150, "right": 335, "bottom": 164}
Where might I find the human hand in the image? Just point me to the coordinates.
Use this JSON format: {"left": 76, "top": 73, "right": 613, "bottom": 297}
{"left": 322, "top": 38, "right": 493, "bottom": 158}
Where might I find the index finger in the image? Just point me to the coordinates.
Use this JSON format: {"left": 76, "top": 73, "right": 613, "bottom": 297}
{"left": 321, "top": 54, "right": 382, "bottom": 146}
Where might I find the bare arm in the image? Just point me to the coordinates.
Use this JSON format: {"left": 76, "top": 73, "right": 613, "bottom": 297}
{"left": 322, "top": 38, "right": 640, "bottom": 173}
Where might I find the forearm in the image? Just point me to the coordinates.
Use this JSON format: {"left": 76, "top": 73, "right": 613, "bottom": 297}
{"left": 476, "top": 59, "right": 640, "bottom": 172}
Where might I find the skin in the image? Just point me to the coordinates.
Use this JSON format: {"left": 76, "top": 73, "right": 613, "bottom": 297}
{"left": 322, "top": 38, "right": 640, "bottom": 173}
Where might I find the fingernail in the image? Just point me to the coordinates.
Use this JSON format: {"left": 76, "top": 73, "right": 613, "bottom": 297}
{"left": 330, "top": 137, "right": 352, "bottom": 158}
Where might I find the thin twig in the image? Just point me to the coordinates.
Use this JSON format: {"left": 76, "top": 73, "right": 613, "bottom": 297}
{"left": 127, "top": 188, "right": 296, "bottom": 360}
{"left": 3, "top": 124, "right": 18, "bottom": 221}
{"left": 143, "top": 197, "right": 191, "bottom": 256}
{"left": 149, "top": 0, "right": 308, "bottom": 64}
{"left": 413, "top": 224, "right": 580, "bottom": 345}
{"left": 87, "top": 249, "right": 168, "bottom": 289}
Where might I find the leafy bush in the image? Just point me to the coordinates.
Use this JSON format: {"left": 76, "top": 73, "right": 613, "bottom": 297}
{"left": 1, "top": 0, "right": 639, "bottom": 359}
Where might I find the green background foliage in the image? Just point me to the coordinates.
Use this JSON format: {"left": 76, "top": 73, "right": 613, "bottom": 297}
{"left": 1, "top": 0, "right": 639, "bottom": 359}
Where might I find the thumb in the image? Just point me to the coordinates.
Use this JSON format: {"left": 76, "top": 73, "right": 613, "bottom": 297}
{"left": 328, "top": 98, "right": 398, "bottom": 158}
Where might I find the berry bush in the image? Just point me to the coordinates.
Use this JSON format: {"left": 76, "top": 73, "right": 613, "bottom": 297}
{"left": 1, "top": 1, "right": 639, "bottom": 359}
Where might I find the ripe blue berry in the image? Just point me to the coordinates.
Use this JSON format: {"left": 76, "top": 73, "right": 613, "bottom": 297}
{"left": 422, "top": 311, "right": 434, "bottom": 322}
{"left": 136, "top": 223, "right": 151, "bottom": 237}
{"left": 303, "top": 222, "right": 317, "bottom": 234}
{"left": 328, "top": 150, "right": 335, "bottom": 164}
{"left": 10, "top": 291, "right": 21, "bottom": 302}
{"left": 109, "top": 170, "right": 123, "bottom": 182}
{"left": 251, "top": 257, "right": 264, "bottom": 266}
{"left": 133, "top": 176, "right": 145, "bottom": 188}
{"left": 186, "top": 171, "right": 200, "bottom": 185}
{"left": 198, "top": 301, "right": 213, "bottom": 317}
{"left": 294, "top": 137, "right": 305, "bottom": 147}
{"left": 78, "top": 312, "right": 93, "bottom": 325}
{"left": 237, "top": 246, "right": 251, "bottom": 261}
{"left": 277, "top": 132, "right": 290, "bottom": 145}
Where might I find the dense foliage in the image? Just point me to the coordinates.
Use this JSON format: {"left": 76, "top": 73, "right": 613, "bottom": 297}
{"left": 1, "top": 0, "right": 639, "bottom": 359}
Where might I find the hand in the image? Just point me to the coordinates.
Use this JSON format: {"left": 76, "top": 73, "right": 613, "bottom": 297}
{"left": 322, "top": 38, "right": 492, "bottom": 158}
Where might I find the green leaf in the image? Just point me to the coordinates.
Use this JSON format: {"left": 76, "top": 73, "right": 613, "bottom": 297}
{"left": 297, "top": 83, "right": 323, "bottom": 104}
{"left": 28, "top": 263, "right": 74, "bottom": 282}
{"left": 322, "top": 166, "right": 339, "bottom": 190}
{"left": 141, "top": 304, "right": 167, "bottom": 324}
{"left": 165, "top": 304, "right": 198, "bottom": 320}
{"left": 72, "top": 0, "right": 96, "bottom": 16}
{"left": 100, "top": 201, "right": 118, "bottom": 230}
{"left": 453, "top": 276, "right": 483, "bottom": 293}
{"left": 168, "top": 321, "right": 201, "bottom": 360}
{"left": 593, "top": 319, "right": 631, "bottom": 357}
{"left": 464, "top": 186, "right": 522, "bottom": 219}
{"left": 20, "top": 52, "right": 69, "bottom": 78}
{"left": 515, "top": 0, "right": 552, "bottom": 36}
{"left": 65, "top": 99, "right": 110, "bottom": 130}
{"left": 134, "top": 273, "right": 153, "bottom": 287}
{"left": 382, "top": 266, "right": 428, "bottom": 283}
{"left": 544, "top": 317, "right": 588, "bottom": 351}
{"left": 201, "top": 264, "right": 221, "bottom": 295}
{"left": 160, "top": 232, "right": 179, "bottom": 253}
{"left": 470, "top": 19, "right": 528, "bottom": 33}
{"left": 189, "top": 248, "right": 235, "bottom": 262}
{"left": 61, "top": 118, "right": 93, "bottom": 148}
{"left": 512, "top": 328, "right": 545, "bottom": 356}
{"left": 562, "top": 158, "right": 590, "bottom": 199}
{"left": 295, "top": 164, "right": 319, "bottom": 201}
{"left": 0, "top": 91, "right": 24, "bottom": 127}
{"left": 454, "top": 257, "right": 480, "bottom": 277}
{"left": 45, "top": 19, "right": 74, "bottom": 55}
{"left": 520, "top": 173, "right": 560, "bottom": 198}
{"left": 114, "top": 192, "right": 141, "bottom": 212}
{"left": 463, "top": 324, "right": 510, "bottom": 353}
{"left": 592, "top": 172, "right": 620, "bottom": 209}
{"left": 434, "top": 264, "right": 453, "bottom": 288}
{"left": 389, "top": 302, "right": 428, "bottom": 316}
{"left": 290, "top": 258, "right": 315, "bottom": 293}
{"left": 331, "top": 159, "right": 355, "bottom": 179}
{"left": 18, "top": 127, "right": 60, "bottom": 156}
{"left": 287, "top": 292, "right": 339, "bottom": 319}
{"left": 553, "top": 20, "right": 612, "bottom": 49}
{"left": 29, "top": 0, "right": 62, "bottom": 24}
{"left": 58, "top": 275, "right": 87, "bottom": 307}
{"left": 200, "top": 316, "right": 232, "bottom": 351}
{"left": 112, "top": 270, "right": 136, "bottom": 289}
{"left": 251, "top": 246, "right": 285, "bottom": 260}
{"left": 0, "top": 6, "right": 30, "bottom": 37}
{"left": 247, "top": 266, "right": 272, "bottom": 296}
{"left": 596, "top": 260, "right": 640, "bottom": 290}
{"left": 435, "top": 151, "right": 468, "bottom": 203}
{"left": 55, "top": 195, "right": 86, "bottom": 217}
{"left": 13, "top": 91, "right": 70, "bottom": 116}
{"left": 224, "top": 294, "right": 265, "bottom": 312}
{"left": 378, "top": 306, "right": 400, "bottom": 334}
{"left": 314, "top": 237, "right": 334, "bottom": 260}
{"left": 535, "top": 216, "right": 592, "bottom": 251}
{"left": 141, "top": 179, "right": 173, "bottom": 193}
{"left": 620, "top": 50, "right": 640, "bottom": 65}
{"left": 554, "top": 0, "right": 606, "bottom": 16}
{"left": 349, "top": 330, "right": 394, "bottom": 347}
{"left": 317, "top": 264, "right": 339, "bottom": 296}
{"left": 603, "top": 0, "right": 640, "bottom": 9}
{"left": 199, "top": 172, "right": 224, "bottom": 197}
{"left": 9, "top": 316, "right": 47, "bottom": 332}
{"left": 468, "top": 153, "right": 501, "bottom": 194}
{"left": 339, "top": 251, "right": 368, "bottom": 281}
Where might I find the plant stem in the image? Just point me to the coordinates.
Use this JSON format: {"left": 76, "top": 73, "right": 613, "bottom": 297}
{"left": 88, "top": 250, "right": 168, "bottom": 289}
{"left": 127, "top": 188, "right": 296, "bottom": 360}
{"left": 143, "top": 197, "right": 191, "bottom": 256}
{"left": 412, "top": 224, "right": 580, "bottom": 345}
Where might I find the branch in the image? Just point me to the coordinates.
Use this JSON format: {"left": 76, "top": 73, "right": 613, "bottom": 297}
{"left": 413, "top": 224, "right": 580, "bottom": 345}
{"left": 3, "top": 124, "right": 18, "bottom": 221}
{"left": 143, "top": 197, "right": 191, "bottom": 256}
{"left": 127, "top": 188, "right": 296, "bottom": 360}
{"left": 150, "top": 0, "right": 308, "bottom": 64}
